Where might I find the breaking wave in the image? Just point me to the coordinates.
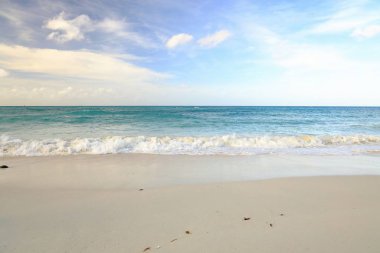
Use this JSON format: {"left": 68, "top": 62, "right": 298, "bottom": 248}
{"left": 1, "top": 134, "right": 380, "bottom": 156}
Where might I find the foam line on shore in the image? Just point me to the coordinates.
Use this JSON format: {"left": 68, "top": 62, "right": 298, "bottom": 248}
{"left": 1, "top": 134, "right": 380, "bottom": 156}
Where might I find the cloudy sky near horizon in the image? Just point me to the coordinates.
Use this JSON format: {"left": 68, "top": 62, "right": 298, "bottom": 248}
{"left": 0, "top": 0, "right": 379, "bottom": 105}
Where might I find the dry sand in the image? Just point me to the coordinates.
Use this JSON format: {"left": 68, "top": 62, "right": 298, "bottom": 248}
{"left": 1, "top": 154, "right": 380, "bottom": 252}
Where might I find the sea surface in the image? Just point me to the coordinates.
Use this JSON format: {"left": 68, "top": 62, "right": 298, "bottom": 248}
{"left": 1, "top": 106, "right": 380, "bottom": 156}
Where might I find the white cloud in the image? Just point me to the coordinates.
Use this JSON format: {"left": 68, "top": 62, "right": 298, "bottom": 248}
{"left": 0, "top": 68, "right": 9, "bottom": 77}
{"left": 0, "top": 44, "right": 176, "bottom": 105}
{"left": 165, "top": 30, "right": 231, "bottom": 49}
{"left": 351, "top": 24, "right": 380, "bottom": 38}
{"left": 0, "top": 80, "right": 120, "bottom": 105}
{"left": 44, "top": 13, "right": 154, "bottom": 47}
{"left": 0, "top": 44, "right": 167, "bottom": 82}
{"left": 57, "top": 86, "right": 73, "bottom": 96}
{"left": 165, "top": 33, "right": 193, "bottom": 49}
{"left": 45, "top": 12, "right": 93, "bottom": 43}
{"left": 197, "top": 30, "right": 231, "bottom": 48}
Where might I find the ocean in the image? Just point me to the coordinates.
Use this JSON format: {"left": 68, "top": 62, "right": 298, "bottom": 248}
{"left": 1, "top": 106, "right": 380, "bottom": 156}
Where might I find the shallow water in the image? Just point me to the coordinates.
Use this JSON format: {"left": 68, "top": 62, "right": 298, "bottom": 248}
{"left": 1, "top": 106, "right": 380, "bottom": 156}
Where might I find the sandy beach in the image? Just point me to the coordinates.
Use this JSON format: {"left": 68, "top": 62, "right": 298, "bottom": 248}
{"left": 1, "top": 154, "right": 380, "bottom": 253}
{"left": 2, "top": 0, "right": 380, "bottom": 250}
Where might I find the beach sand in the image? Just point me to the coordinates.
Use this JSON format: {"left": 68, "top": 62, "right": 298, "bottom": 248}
{"left": 1, "top": 154, "right": 380, "bottom": 252}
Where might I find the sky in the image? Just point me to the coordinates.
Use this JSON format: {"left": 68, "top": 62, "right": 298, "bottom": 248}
{"left": 0, "top": 0, "right": 379, "bottom": 105}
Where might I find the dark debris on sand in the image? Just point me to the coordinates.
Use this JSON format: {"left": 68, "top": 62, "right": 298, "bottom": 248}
{"left": 0, "top": 165, "right": 9, "bottom": 169}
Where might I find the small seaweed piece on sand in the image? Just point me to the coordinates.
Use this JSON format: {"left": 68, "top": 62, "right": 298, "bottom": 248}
{"left": 139, "top": 189, "right": 144, "bottom": 191}
{"left": 185, "top": 230, "right": 191, "bottom": 234}
{"left": 270, "top": 223, "right": 273, "bottom": 227}
{"left": 243, "top": 217, "right": 251, "bottom": 221}
{"left": 143, "top": 247, "right": 151, "bottom": 252}
{"left": 170, "top": 238, "right": 178, "bottom": 243}
{"left": 0, "top": 165, "right": 9, "bottom": 169}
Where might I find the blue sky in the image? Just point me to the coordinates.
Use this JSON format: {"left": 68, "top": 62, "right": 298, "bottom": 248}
{"left": 0, "top": 0, "right": 379, "bottom": 105}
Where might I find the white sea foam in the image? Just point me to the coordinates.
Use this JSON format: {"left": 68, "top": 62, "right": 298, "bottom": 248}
{"left": 1, "top": 134, "right": 380, "bottom": 156}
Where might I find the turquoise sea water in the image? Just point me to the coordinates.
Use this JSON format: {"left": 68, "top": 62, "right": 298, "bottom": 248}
{"left": 1, "top": 106, "right": 380, "bottom": 156}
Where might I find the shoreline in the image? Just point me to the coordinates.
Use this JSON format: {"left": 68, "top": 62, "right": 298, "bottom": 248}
{"left": 1, "top": 153, "right": 380, "bottom": 189}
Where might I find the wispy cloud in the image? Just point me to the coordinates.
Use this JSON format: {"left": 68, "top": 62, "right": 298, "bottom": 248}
{"left": 97, "top": 18, "right": 126, "bottom": 33}
{"left": 245, "top": 24, "right": 350, "bottom": 70}
{"left": 224, "top": 2, "right": 380, "bottom": 105}
{"left": 351, "top": 24, "right": 380, "bottom": 38}
{"left": 96, "top": 18, "right": 154, "bottom": 48}
{"left": 306, "top": 0, "right": 380, "bottom": 39}
{"left": 197, "top": 30, "right": 231, "bottom": 48}
{"left": 0, "top": 2, "right": 38, "bottom": 42}
{"left": 165, "top": 33, "right": 193, "bottom": 49}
